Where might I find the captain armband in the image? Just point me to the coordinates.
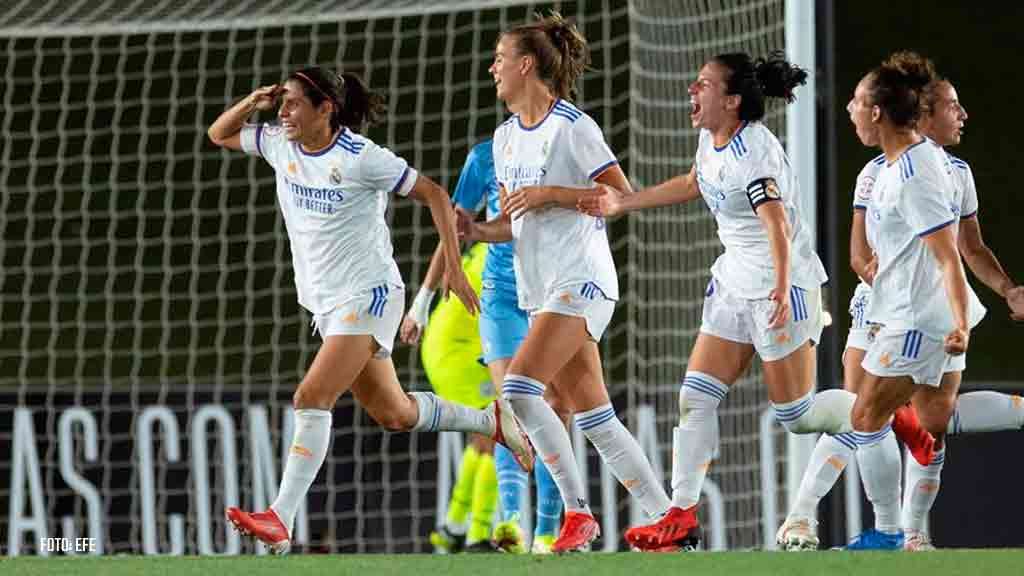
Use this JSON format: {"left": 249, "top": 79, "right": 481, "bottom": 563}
{"left": 746, "top": 177, "right": 782, "bottom": 212}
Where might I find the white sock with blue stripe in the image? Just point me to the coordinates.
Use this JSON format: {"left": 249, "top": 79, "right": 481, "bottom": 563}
{"left": 408, "top": 391, "right": 493, "bottom": 435}
{"left": 853, "top": 424, "right": 901, "bottom": 534}
{"left": 902, "top": 446, "right": 945, "bottom": 534}
{"left": 789, "top": 432, "right": 857, "bottom": 520}
{"left": 503, "top": 374, "right": 590, "bottom": 514}
{"left": 948, "top": 391, "right": 1024, "bottom": 434}
{"left": 671, "top": 372, "right": 728, "bottom": 509}
{"left": 578, "top": 403, "right": 671, "bottom": 518}
{"left": 772, "top": 389, "right": 856, "bottom": 435}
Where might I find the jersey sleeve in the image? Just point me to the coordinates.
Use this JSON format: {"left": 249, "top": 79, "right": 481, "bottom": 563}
{"left": 358, "top": 141, "right": 418, "bottom": 197}
{"left": 903, "top": 173, "right": 957, "bottom": 237}
{"left": 569, "top": 114, "right": 618, "bottom": 181}
{"left": 852, "top": 162, "right": 879, "bottom": 211}
{"left": 451, "top": 143, "right": 492, "bottom": 213}
{"left": 239, "top": 122, "right": 284, "bottom": 170}
{"left": 959, "top": 163, "right": 979, "bottom": 219}
{"left": 740, "top": 134, "right": 784, "bottom": 211}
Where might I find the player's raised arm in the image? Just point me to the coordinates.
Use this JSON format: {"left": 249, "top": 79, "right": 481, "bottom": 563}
{"left": 208, "top": 84, "right": 280, "bottom": 150}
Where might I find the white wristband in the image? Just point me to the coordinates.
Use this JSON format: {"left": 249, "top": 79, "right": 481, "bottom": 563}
{"left": 409, "top": 286, "right": 436, "bottom": 327}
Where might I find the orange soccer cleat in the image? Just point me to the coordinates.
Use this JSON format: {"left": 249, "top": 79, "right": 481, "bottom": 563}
{"left": 624, "top": 505, "right": 700, "bottom": 551}
{"left": 225, "top": 507, "right": 291, "bottom": 555}
{"left": 891, "top": 404, "right": 935, "bottom": 466}
{"left": 551, "top": 511, "right": 600, "bottom": 553}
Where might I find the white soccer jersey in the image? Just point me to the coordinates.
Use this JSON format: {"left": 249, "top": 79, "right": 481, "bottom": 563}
{"left": 240, "top": 123, "right": 416, "bottom": 314}
{"left": 864, "top": 139, "right": 985, "bottom": 336}
{"left": 492, "top": 99, "right": 619, "bottom": 311}
{"left": 694, "top": 121, "right": 827, "bottom": 298}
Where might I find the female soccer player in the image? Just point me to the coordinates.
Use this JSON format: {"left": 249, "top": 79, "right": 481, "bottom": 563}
{"left": 778, "top": 76, "right": 1024, "bottom": 551}
{"left": 781, "top": 76, "right": 1024, "bottom": 551}
{"left": 837, "top": 52, "right": 986, "bottom": 549}
{"left": 578, "top": 51, "right": 863, "bottom": 551}
{"left": 402, "top": 139, "right": 565, "bottom": 554}
{"left": 207, "top": 66, "right": 534, "bottom": 555}
{"left": 461, "top": 13, "right": 672, "bottom": 552}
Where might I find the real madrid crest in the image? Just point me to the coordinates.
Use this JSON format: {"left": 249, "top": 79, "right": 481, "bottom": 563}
{"left": 330, "top": 165, "right": 343, "bottom": 185}
{"left": 504, "top": 142, "right": 513, "bottom": 159}
{"left": 541, "top": 140, "right": 549, "bottom": 157}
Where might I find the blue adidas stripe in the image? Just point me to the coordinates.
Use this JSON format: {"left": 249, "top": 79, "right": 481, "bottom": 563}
{"left": 735, "top": 132, "right": 748, "bottom": 155}
{"left": 551, "top": 110, "right": 580, "bottom": 123}
{"left": 833, "top": 433, "right": 858, "bottom": 451}
{"left": 775, "top": 398, "right": 813, "bottom": 422}
{"left": 852, "top": 424, "right": 892, "bottom": 445}
{"left": 683, "top": 376, "right": 727, "bottom": 401}
{"left": 553, "top": 101, "right": 581, "bottom": 120}
{"left": 685, "top": 374, "right": 728, "bottom": 396}
{"left": 577, "top": 408, "right": 617, "bottom": 430}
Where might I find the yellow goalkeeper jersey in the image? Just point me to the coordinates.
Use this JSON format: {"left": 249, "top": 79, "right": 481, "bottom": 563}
{"left": 420, "top": 242, "right": 493, "bottom": 407}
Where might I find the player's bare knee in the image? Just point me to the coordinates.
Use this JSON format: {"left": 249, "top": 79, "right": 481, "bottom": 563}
{"left": 850, "top": 401, "right": 877, "bottom": 432}
{"left": 371, "top": 406, "right": 415, "bottom": 432}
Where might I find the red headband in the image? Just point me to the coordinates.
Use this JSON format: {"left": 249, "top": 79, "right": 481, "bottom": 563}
{"left": 293, "top": 71, "right": 332, "bottom": 102}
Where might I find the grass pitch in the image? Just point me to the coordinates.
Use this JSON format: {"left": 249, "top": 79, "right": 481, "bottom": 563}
{"left": 7, "top": 549, "right": 1024, "bottom": 576}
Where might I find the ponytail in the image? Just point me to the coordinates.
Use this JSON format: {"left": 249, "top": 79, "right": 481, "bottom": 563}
{"left": 713, "top": 50, "right": 807, "bottom": 121}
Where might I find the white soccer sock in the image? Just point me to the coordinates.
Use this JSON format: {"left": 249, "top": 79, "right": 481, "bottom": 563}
{"left": 577, "top": 403, "right": 671, "bottom": 518}
{"left": 409, "top": 391, "right": 493, "bottom": 435}
{"left": 271, "top": 408, "right": 331, "bottom": 535}
{"left": 789, "top": 432, "right": 857, "bottom": 520}
{"left": 503, "top": 374, "right": 590, "bottom": 515}
{"left": 671, "top": 372, "right": 727, "bottom": 509}
{"left": 853, "top": 425, "right": 901, "bottom": 534}
{"left": 948, "top": 392, "right": 1024, "bottom": 434}
{"left": 902, "top": 446, "right": 945, "bottom": 534}
{"left": 772, "top": 389, "right": 856, "bottom": 435}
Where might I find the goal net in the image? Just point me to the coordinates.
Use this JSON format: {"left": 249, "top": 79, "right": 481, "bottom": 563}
{"left": 1, "top": 0, "right": 796, "bottom": 555}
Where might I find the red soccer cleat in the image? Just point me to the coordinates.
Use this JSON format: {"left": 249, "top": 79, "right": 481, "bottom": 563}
{"left": 225, "top": 507, "right": 291, "bottom": 555}
{"left": 625, "top": 505, "right": 700, "bottom": 551}
{"left": 552, "top": 511, "right": 601, "bottom": 553}
{"left": 891, "top": 404, "right": 935, "bottom": 466}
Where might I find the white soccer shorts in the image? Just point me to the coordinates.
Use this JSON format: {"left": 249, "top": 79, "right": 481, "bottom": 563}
{"left": 861, "top": 327, "right": 967, "bottom": 387}
{"left": 534, "top": 281, "right": 616, "bottom": 342}
{"left": 312, "top": 283, "right": 404, "bottom": 359}
{"left": 699, "top": 276, "right": 824, "bottom": 362}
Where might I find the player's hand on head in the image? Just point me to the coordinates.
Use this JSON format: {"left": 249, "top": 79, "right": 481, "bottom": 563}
{"left": 767, "top": 285, "right": 790, "bottom": 329}
{"left": 944, "top": 328, "right": 969, "bottom": 355}
{"left": 399, "top": 314, "right": 423, "bottom": 345}
{"left": 1006, "top": 285, "right": 1024, "bottom": 322}
{"left": 445, "top": 268, "right": 480, "bottom": 316}
{"left": 249, "top": 84, "right": 281, "bottom": 111}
